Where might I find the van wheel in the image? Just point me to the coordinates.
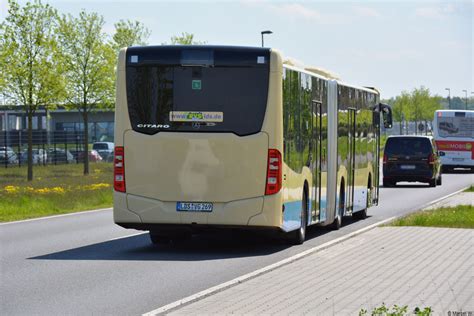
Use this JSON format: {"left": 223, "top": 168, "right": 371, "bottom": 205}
{"left": 289, "top": 192, "right": 307, "bottom": 245}
{"left": 429, "top": 178, "right": 436, "bottom": 187}
{"left": 436, "top": 174, "right": 442, "bottom": 186}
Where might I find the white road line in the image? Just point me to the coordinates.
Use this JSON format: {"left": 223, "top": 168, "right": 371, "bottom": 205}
{"left": 0, "top": 207, "right": 112, "bottom": 226}
{"left": 143, "top": 184, "right": 473, "bottom": 316}
{"left": 107, "top": 231, "right": 147, "bottom": 241}
{"left": 419, "top": 186, "right": 472, "bottom": 210}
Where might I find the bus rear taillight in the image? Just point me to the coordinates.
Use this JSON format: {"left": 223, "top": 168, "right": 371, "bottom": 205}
{"left": 265, "top": 149, "right": 282, "bottom": 195}
{"left": 114, "top": 146, "right": 126, "bottom": 192}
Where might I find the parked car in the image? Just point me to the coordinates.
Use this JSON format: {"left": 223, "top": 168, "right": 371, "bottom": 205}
{"left": 47, "top": 148, "right": 74, "bottom": 164}
{"left": 92, "top": 142, "right": 114, "bottom": 160}
{"left": 383, "top": 136, "right": 442, "bottom": 187}
{"left": 69, "top": 149, "right": 103, "bottom": 162}
{"left": 106, "top": 149, "right": 114, "bottom": 162}
{"left": 0, "top": 147, "right": 19, "bottom": 165}
{"left": 18, "top": 149, "right": 47, "bottom": 164}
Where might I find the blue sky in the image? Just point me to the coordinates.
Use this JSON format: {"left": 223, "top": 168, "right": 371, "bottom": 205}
{"left": 1, "top": 0, "right": 472, "bottom": 99}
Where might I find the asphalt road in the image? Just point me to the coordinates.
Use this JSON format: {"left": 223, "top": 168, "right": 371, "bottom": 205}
{"left": 1, "top": 171, "right": 473, "bottom": 315}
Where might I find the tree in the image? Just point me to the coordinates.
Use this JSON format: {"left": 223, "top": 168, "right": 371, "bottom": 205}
{"left": 0, "top": 0, "right": 63, "bottom": 181}
{"left": 112, "top": 19, "right": 150, "bottom": 52}
{"left": 409, "top": 87, "right": 441, "bottom": 134}
{"left": 450, "top": 97, "right": 466, "bottom": 110}
{"left": 56, "top": 10, "right": 115, "bottom": 175}
{"left": 392, "top": 92, "right": 411, "bottom": 134}
{"left": 168, "top": 32, "right": 206, "bottom": 45}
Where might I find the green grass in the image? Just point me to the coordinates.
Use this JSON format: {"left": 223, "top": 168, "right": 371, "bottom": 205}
{"left": 390, "top": 205, "right": 474, "bottom": 229}
{"left": 464, "top": 185, "right": 474, "bottom": 192}
{"left": 0, "top": 163, "right": 113, "bottom": 222}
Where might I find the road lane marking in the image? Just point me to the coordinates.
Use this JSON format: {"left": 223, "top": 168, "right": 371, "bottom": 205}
{"left": 0, "top": 207, "right": 112, "bottom": 226}
{"left": 143, "top": 184, "right": 472, "bottom": 316}
{"left": 418, "top": 186, "right": 472, "bottom": 210}
{"left": 107, "top": 231, "right": 147, "bottom": 241}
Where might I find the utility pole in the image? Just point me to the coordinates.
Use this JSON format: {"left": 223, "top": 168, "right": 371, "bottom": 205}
{"left": 462, "top": 90, "right": 467, "bottom": 110}
{"left": 261, "top": 30, "right": 273, "bottom": 47}
{"left": 445, "top": 88, "right": 451, "bottom": 109}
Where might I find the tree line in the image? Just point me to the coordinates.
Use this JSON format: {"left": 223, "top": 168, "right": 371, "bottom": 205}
{"left": 0, "top": 0, "right": 202, "bottom": 181}
{"left": 381, "top": 86, "right": 474, "bottom": 135}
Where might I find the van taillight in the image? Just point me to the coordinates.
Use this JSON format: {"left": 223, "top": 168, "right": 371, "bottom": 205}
{"left": 383, "top": 153, "right": 387, "bottom": 164}
{"left": 114, "top": 146, "right": 125, "bottom": 192}
{"left": 265, "top": 149, "right": 282, "bottom": 195}
{"left": 428, "top": 153, "right": 435, "bottom": 165}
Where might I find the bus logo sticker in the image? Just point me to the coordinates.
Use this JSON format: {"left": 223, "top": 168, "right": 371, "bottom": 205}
{"left": 136, "top": 124, "right": 169, "bottom": 129}
{"left": 192, "top": 80, "right": 201, "bottom": 90}
{"left": 170, "top": 111, "right": 223, "bottom": 122}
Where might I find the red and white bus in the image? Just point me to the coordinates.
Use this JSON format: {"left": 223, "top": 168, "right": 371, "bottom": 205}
{"left": 433, "top": 110, "right": 474, "bottom": 171}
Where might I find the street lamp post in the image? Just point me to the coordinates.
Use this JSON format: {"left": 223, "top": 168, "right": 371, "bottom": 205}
{"left": 462, "top": 90, "right": 467, "bottom": 110}
{"left": 261, "top": 30, "right": 273, "bottom": 47}
{"left": 445, "top": 88, "right": 451, "bottom": 109}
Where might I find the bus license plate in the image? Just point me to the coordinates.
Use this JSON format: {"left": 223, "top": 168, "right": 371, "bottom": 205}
{"left": 400, "top": 165, "right": 415, "bottom": 170}
{"left": 177, "top": 202, "right": 213, "bottom": 212}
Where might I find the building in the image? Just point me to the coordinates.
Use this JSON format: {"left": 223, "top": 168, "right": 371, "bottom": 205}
{"left": 0, "top": 106, "right": 114, "bottom": 143}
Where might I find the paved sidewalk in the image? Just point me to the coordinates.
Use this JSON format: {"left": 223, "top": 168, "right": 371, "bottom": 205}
{"left": 151, "top": 190, "right": 474, "bottom": 316}
{"left": 165, "top": 226, "right": 473, "bottom": 315}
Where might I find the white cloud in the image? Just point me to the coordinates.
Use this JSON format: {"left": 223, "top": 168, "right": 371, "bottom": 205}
{"left": 415, "top": 4, "right": 455, "bottom": 20}
{"left": 353, "top": 6, "right": 381, "bottom": 18}
{"left": 242, "top": 1, "right": 333, "bottom": 21}
{"left": 268, "top": 3, "right": 321, "bottom": 20}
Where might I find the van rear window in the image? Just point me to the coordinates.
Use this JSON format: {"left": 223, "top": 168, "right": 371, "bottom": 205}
{"left": 385, "top": 137, "right": 432, "bottom": 156}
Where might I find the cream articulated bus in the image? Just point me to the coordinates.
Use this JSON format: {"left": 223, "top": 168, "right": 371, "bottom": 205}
{"left": 113, "top": 46, "right": 392, "bottom": 244}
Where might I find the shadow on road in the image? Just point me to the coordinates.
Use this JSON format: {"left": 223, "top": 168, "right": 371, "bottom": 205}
{"left": 383, "top": 183, "right": 433, "bottom": 189}
{"left": 443, "top": 168, "right": 473, "bottom": 174}
{"left": 29, "top": 215, "right": 368, "bottom": 262}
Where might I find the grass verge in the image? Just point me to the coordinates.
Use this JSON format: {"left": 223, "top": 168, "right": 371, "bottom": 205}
{"left": 390, "top": 205, "right": 474, "bottom": 229}
{"left": 464, "top": 185, "right": 474, "bottom": 192}
{"left": 0, "top": 163, "right": 113, "bottom": 222}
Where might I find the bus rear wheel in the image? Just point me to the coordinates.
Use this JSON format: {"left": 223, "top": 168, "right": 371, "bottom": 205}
{"left": 331, "top": 186, "right": 344, "bottom": 230}
{"left": 149, "top": 232, "right": 171, "bottom": 245}
{"left": 149, "top": 231, "right": 191, "bottom": 245}
{"left": 288, "top": 192, "right": 307, "bottom": 245}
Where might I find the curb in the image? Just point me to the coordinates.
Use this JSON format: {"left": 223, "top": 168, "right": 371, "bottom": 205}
{"left": 419, "top": 186, "right": 472, "bottom": 210}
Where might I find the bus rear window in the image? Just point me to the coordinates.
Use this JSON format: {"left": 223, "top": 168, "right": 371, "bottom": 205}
{"left": 126, "top": 64, "right": 269, "bottom": 136}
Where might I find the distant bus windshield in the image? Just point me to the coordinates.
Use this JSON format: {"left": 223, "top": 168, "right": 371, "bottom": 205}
{"left": 126, "top": 48, "right": 270, "bottom": 136}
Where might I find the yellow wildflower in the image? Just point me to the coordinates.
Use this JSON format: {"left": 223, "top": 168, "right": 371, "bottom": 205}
{"left": 4, "top": 185, "right": 20, "bottom": 194}
{"left": 51, "top": 187, "right": 65, "bottom": 194}
{"left": 82, "top": 183, "right": 111, "bottom": 191}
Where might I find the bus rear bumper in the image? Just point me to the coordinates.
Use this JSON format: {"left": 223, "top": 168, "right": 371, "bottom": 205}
{"left": 113, "top": 192, "right": 283, "bottom": 230}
